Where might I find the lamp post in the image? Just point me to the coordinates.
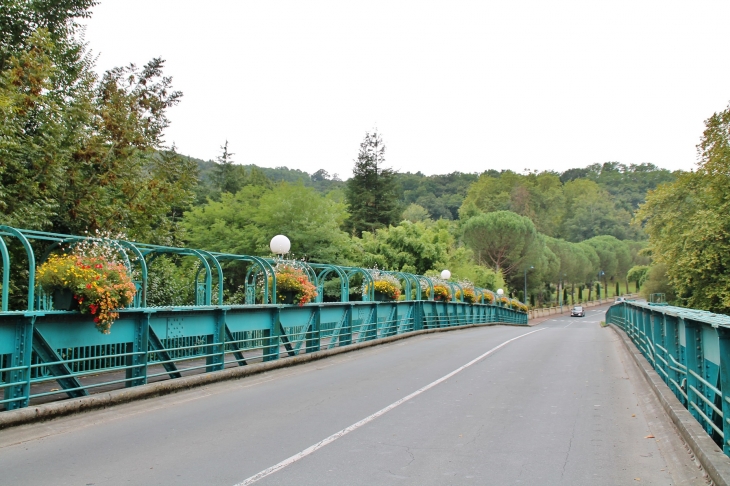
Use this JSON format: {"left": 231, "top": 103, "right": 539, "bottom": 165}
{"left": 523, "top": 266, "right": 533, "bottom": 306}
{"left": 270, "top": 235, "right": 291, "bottom": 258}
{"left": 440, "top": 269, "right": 451, "bottom": 280}
{"left": 497, "top": 288, "right": 504, "bottom": 306}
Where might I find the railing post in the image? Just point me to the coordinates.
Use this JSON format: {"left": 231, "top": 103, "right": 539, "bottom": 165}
{"left": 3, "top": 316, "right": 33, "bottom": 410}
{"left": 125, "top": 313, "right": 149, "bottom": 387}
{"left": 264, "top": 309, "right": 280, "bottom": 362}
{"left": 306, "top": 306, "right": 321, "bottom": 353}
{"left": 716, "top": 327, "right": 730, "bottom": 455}
{"left": 685, "top": 320, "right": 703, "bottom": 424}
{"left": 340, "top": 305, "right": 353, "bottom": 346}
{"left": 652, "top": 311, "right": 664, "bottom": 374}
{"left": 414, "top": 301, "right": 423, "bottom": 331}
{"left": 664, "top": 314, "right": 682, "bottom": 403}
{"left": 206, "top": 309, "right": 226, "bottom": 372}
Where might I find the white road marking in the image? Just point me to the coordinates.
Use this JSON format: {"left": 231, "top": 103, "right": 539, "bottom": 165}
{"left": 234, "top": 328, "right": 547, "bottom": 485}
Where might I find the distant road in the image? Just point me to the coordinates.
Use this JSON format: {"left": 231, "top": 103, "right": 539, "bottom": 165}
{"left": 0, "top": 307, "right": 706, "bottom": 485}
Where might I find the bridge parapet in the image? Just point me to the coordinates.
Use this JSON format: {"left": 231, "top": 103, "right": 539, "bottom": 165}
{"left": 607, "top": 301, "right": 730, "bottom": 457}
{"left": 0, "top": 226, "right": 527, "bottom": 412}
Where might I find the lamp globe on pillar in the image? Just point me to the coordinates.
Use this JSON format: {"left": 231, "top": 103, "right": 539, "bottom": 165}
{"left": 270, "top": 235, "right": 291, "bottom": 258}
{"left": 497, "top": 288, "right": 504, "bottom": 305}
{"left": 440, "top": 269, "right": 451, "bottom": 280}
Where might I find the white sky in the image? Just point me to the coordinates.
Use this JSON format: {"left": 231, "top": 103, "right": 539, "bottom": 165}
{"left": 83, "top": 1, "right": 730, "bottom": 179}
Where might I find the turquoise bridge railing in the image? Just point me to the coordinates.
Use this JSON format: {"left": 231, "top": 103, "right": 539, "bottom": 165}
{"left": 0, "top": 227, "right": 527, "bottom": 412}
{"left": 606, "top": 301, "right": 730, "bottom": 456}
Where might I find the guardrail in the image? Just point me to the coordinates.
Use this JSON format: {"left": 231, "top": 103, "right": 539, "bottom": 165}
{"left": 606, "top": 301, "right": 730, "bottom": 456}
{"left": 0, "top": 300, "right": 526, "bottom": 412}
{"left": 0, "top": 226, "right": 527, "bottom": 412}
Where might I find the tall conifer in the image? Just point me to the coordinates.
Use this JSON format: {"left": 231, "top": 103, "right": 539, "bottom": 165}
{"left": 345, "top": 131, "right": 400, "bottom": 236}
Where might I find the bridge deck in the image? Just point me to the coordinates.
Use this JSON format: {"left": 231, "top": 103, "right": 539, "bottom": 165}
{"left": 0, "top": 307, "right": 706, "bottom": 485}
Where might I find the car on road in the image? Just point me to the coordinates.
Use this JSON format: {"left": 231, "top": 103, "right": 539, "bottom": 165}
{"left": 570, "top": 306, "right": 585, "bottom": 317}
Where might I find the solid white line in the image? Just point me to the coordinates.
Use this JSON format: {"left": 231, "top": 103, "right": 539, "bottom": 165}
{"left": 235, "top": 328, "right": 547, "bottom": 485}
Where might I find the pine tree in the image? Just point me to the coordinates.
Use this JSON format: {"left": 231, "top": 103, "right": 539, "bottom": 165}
{"left": 345, "top": 131, "right": 400, "bottom": 236}
{"left": 213, "top": 141, "right": 245, "bottom": 195}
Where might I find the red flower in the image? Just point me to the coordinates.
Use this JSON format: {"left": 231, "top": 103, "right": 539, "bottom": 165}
{"left": 86, "top": 283, "right": 92, "bottom": 289}
{"left": 93, "top": 317, "right": 100, "bottom": 323}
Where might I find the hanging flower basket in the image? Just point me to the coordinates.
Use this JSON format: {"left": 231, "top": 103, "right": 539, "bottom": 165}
{"left": 432, "top": 284, "right": 451, "bottom": 301}
{"left": 52, "top": 288, "right": 78, "bottom": 311}
{"left": 456, "top": 288, "right": 476, "bottom": 304}
{"left": 364, "top": 278, "right": 401, "bottom": 301}
{"left": 271, "top": 264, "right": 317, "bottom": 306}
{"left": 36, "top": 253, "right": 137, "bottom": 334}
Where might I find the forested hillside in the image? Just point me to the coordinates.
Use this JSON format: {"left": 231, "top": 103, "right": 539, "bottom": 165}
{"left": 3, "top": 0, "right": 723, "bottom": 312}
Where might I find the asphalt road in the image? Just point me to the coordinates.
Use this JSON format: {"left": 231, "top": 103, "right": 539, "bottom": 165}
{"left": 0, "top": 307, "right": 708, "bottom": 485}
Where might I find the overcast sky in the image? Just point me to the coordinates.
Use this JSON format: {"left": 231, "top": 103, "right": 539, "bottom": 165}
{"left": 83, "top": 1, "right": 730, "bottom": 179}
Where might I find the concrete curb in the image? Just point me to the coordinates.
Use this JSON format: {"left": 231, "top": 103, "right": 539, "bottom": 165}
{"left": 0, "top": 321, "right": 524, "bottom": 430}
{"left": 610, "top": 323, "right": 730, "bottom": 486}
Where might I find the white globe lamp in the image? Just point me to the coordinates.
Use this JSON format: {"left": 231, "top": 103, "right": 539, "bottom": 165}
{"left": 440, "top": 269, "right": 451, "bottom": 280}
{"left": 270, "top": 235, "right": 291, "bottom": 256}
{"left": 497, "top": 288, "right": 504, "bottom": 296}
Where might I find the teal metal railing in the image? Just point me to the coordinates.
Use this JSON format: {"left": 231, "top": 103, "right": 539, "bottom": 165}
{"left": 606, "top": 301, "right": 730, "bottom": 456}
{"left": 0, "top": 227, "right": 527, "bottom": 412}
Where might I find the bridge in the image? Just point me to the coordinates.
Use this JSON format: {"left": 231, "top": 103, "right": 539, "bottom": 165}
{"left": 1, "top": 227, "right": 729, "bottom": 484}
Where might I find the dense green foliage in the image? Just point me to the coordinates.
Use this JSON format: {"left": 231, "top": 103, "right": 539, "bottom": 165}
{"left": 637, "top": 102, "right": 730, "bottom": 313}
{"left": 0, "top": 2, "right": 196, "bottom": 243}
{"left": 4, "top": 1, "right": 717, "bottom": 311}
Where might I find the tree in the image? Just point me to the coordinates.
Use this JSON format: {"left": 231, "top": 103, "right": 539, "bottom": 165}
{"left": 212, "top": 140, "right": 246, "bottom": 196}
{"left": 627, "top": 265, "right": 649, "bottom": 291}
{"left": 0, "top": 0, "right": 96, "bottom": 72}
{"left": 461, "top": 211, "right": 538, "bottom": 278}
{"left": 636, "top": 101, "right": 730, "bottom": 312}
{"left": 401, "top": 204, "right": 431, "bottom": 223}
{"left": 184, "top": 182, "right": 352, "bottom": 264}
{"left": 345, "top": 131, "right": 400, "bottom": 236}
{"left": 0, "top": 19, "right": 194, "bottom": 242}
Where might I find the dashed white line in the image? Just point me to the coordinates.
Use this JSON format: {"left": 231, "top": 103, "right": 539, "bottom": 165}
{"left": 234, "top": 328, "right": 547, "bottom": 485}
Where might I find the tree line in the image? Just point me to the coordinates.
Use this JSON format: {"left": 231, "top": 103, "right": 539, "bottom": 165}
{"left": 1, "top": 1, "right": 722, "bottom": 311}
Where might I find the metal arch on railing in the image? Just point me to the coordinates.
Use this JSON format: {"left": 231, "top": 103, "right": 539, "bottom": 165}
{"left": 343, "top": 266, "right": 375, "bottom": 301}
{"left": 417, "top": 275, "right": 435, "bottom": 300}
{"left": 309, "top": 263, "right": 349, "bottom": 303}
{"left": 382, "top": 270, "right": 414, "bottom": 301}
{"left": 111, "top": 240, "right": 148, "bottom": 308}
{"left": 0, "top": 236, "right": 9, "bottom": 312}
{"left": 211, "top": 253, "right": 277, "bottom": 305}
{"left": 399, "top": 272, "right": 423, "bottom": 300}
{"left": 136, "top": 245, "right": 218, "bottom": 306}
{"left": 0, "top": 224, "right": 527, "bottom": 311}
{"left": 449, "top": 282, "right": 464, "bottom": 303}
{"left": 0, "top": 226, "right": 37, "bottom": 311}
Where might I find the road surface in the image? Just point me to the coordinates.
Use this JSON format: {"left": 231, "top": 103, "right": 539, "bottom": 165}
{"left": 0, "top": 306, "right": 708, "bottom": 485}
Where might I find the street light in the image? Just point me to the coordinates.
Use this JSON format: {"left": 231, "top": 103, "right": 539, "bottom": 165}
{"left": 440, "top": 269, "right": 451, "bottom": 280}
{"left": 270, "top": 235, "right": 291, "bottom": 257}
{"left": 524, "top": 266, "right": 534, "bottom": 306}
{"left": 497, "top": 288, "right": 504, "bottom": 305}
